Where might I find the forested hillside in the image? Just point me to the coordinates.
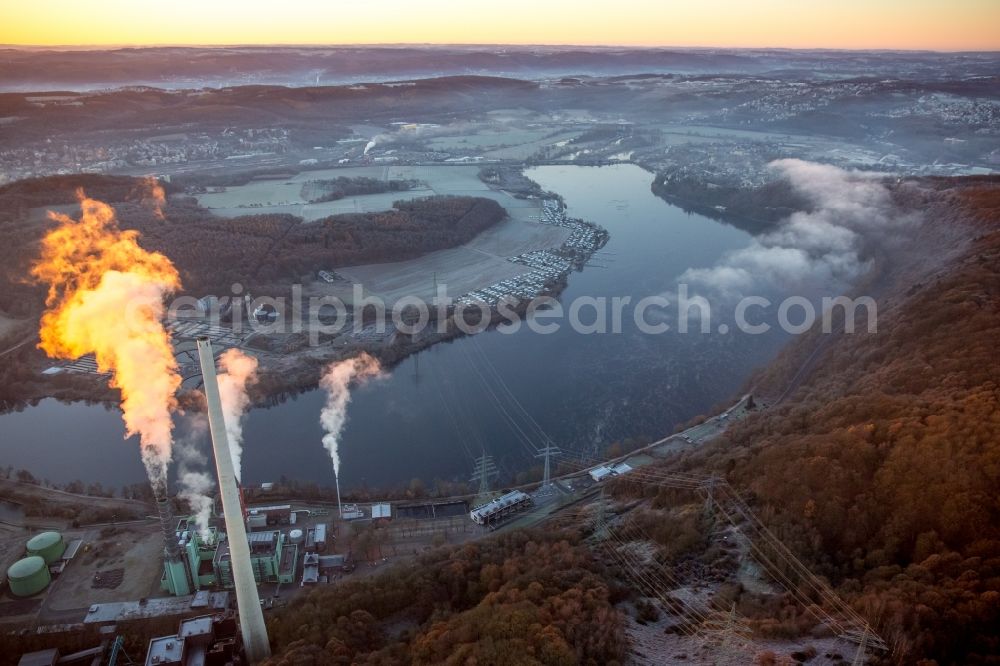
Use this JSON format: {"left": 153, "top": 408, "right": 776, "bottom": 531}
{"left": 689, "top": 180, "right": 1000, "bottom": 664}
{"left": 262, "top": 529, "right": 625, "bottom": 665}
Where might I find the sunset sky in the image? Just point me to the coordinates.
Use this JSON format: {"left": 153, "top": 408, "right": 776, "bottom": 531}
{"left": 1, "top": 0, "right": 998, "bottom": 51}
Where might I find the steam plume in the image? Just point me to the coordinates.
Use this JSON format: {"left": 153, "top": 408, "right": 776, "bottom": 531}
{"left": 680, "top": 159, "right": 904, "bottom": 297}
{"left": 32, "top": 192, "right": 181, "bottom": 487}
{"left": 216, "top": 348, "right": 259, "bottom": 481}
{"left": 319, "top": 353, "right": 383, "bottom": 476}
{"left": 175, "top": 415, "right": 214, "bottom": 538}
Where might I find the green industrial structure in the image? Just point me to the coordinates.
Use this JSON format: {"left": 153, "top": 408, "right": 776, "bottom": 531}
{"left": 7, "top": 556, "right": 51, "bottom": 597}
{"left": 162, "top": 517, "right": 297, "bottom": 596}
{"left": 26, "top": 531, "right": 65, "bottom": 564}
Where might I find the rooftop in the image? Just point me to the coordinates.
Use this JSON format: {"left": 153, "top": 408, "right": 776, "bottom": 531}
{"left": 84, "top": 592, "right": 230, "bottom": 624}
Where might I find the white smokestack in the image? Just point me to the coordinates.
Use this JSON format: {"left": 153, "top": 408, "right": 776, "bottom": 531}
{"left": 216, "top": 348, "right": 258, "bottom": 482}
{"left": 175, "top": 416, "right": 215, "bottom": 539}
{"left": 319, "top": 353, "right": 384, "bottom": 516}
{"left": 196, "top": 337, "right": 270, "bottom": 663}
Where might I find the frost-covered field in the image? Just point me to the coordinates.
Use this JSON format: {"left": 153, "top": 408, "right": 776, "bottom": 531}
{"left": 194, "top": 164, "right": 540, "bottom": 222}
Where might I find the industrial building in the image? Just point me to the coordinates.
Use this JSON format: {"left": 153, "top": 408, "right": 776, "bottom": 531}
{"left": 246, "top": 504, "right": 293, "bottom": 526}
{"left": 304, "top": 524, "right": 327, "bottom": 553}
{"left": 215, "top": 531, "right": 297, "bottom": 588}
{"left": 145, "top": 614, "right": 240, "bottom": 666}
{"left": 161, "top": 519, "right": 222, "bottom": 595}
{"left": 371, "top": 504, "right": 392, "bottom": 522}
{"left": 162, "top": 520, "right": 298, "bottom": 595}
{"left": 588, "top": 462, "right": 633, "bottom": 482}
{"left": 469, "top": 490, "right": 533, "bottom": 526}
{"left": 85, "top": 591, "right": 231, "bottom": 625}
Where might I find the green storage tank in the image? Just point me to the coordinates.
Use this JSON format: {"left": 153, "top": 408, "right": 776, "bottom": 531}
{"left": 7, "top": 556, "right": 50, "bottom": 597}
{"left": 27, "top": 531, "right": 65, "bottom": 564}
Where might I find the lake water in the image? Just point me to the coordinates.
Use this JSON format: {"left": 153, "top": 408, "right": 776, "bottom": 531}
{"left": 0, "top": 164, "right": 789, "bottom": 493}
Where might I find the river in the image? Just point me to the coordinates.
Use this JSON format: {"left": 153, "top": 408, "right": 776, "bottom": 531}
{"left": 0, "top": 164, "right": 790, "bottom": 493}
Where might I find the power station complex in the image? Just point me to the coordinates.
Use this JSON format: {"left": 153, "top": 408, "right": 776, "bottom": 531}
{"left": 160, "top": 519, "right": 298, "bottom": 596}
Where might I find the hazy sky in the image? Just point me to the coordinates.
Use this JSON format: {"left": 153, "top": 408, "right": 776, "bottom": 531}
{"left": 2, "top": 0, "right": 998, "bottom": 51}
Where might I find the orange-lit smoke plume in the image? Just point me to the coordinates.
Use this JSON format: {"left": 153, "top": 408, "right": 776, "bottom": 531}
{"left": 32, "top": 192, "right": 181, "bottom": 487}
{"left": 216, "top": 348, "right": 259, "bottom": 482}
{"left": 136, "top": 176, "right": 166, "bottom": 219}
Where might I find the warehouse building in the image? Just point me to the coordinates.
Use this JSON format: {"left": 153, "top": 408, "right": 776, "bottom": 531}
{"left": 469, "top": 491, "right": 532, "bottom": 526}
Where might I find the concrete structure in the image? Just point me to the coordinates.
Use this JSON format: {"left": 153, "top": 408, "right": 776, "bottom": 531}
{"left": 197, "top": 336, "right": 270, "bottom": 663}
{"left": 26, "top": 531, "right": 65, "bottom": 564}
{"left": 371, "top": 503, "right": 392, "bottom": 521}
{"left": 7, "top": 556, "right": 51, "bottom": 597}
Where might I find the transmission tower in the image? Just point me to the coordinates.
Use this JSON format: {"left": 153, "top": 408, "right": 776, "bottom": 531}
{"left": 852, "top": 627, "right": 869, "bottom": 666}
{"left": 535, "top": 445, "right": 560, "bottom": 492}
{"left": 700, "top": 602, "right": 755, "bottom": 660}
{"left": 470, "top": 453, "right": 498, "bottom": 498}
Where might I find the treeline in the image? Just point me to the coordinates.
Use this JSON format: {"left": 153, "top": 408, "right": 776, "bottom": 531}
{"left": 688, "top": 181, "right": 1000, "bottom": 663}
{"left": 263, "top": 528, "right": 626, "bottom": 665}
{"left": 0, "top": 174, "right": 143, "bottom": 220}
{"left": 300, "top": 176, "right": 418, "bottom": 203}
{"left": 650, "top": 172, "right": 810, "bottom": 234}
{"left": 277, "top": 195, "right": 505, "bottom": 276}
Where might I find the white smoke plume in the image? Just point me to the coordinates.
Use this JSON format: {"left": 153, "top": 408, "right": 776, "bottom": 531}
{"left": 319, "top": 353, "right": 384, "bottom": 477}
{"left": 175, "top": 414, "right": 215, "bottom": 539}
{"left": 680, "top": 159, "right": 906, "bottom": 298}
{"left": 363, "top": 140, "right": 377, "bottom": 155}
{"left": 216, "top": 348, "right": 258, "bottom": 482}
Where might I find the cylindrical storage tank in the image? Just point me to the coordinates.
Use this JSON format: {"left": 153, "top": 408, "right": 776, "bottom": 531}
{"left": 27, "top": 531, "right": 65, "bottom": 564}
{"left": 7, "top": 556, "right": 51, "bottom": 597}
{"left": 288, "top": 529, "right": 304, "bottom": 545}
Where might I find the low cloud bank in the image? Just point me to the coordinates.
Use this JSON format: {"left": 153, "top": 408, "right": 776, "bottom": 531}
{"left": 680, "top": 159, "right": 906, "bottom": 298}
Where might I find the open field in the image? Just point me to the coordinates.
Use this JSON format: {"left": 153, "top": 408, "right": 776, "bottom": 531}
{"left": 318, "top": 215, "right": 569, "bottom": 304}
{"left": 481, "top": 130, "right": 582, "bottom": 160}
{"left": 44, "top": 525, "right": 163, "bottom": 613}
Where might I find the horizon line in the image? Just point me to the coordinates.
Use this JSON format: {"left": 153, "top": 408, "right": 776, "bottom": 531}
{"left": 2, "top": 42, "right": 998, "bottom": 54}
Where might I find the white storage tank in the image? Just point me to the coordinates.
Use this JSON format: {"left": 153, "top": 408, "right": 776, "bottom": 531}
{"left": 288, "top": 529, "right": 304, "bottom": 545}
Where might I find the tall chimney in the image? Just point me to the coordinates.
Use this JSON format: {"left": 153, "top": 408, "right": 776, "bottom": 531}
{"left": 196, "top": 337, "right": 271, "bottom": 662}
{"left": 152, "top": 477, "right": 181, "bottom": 559}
